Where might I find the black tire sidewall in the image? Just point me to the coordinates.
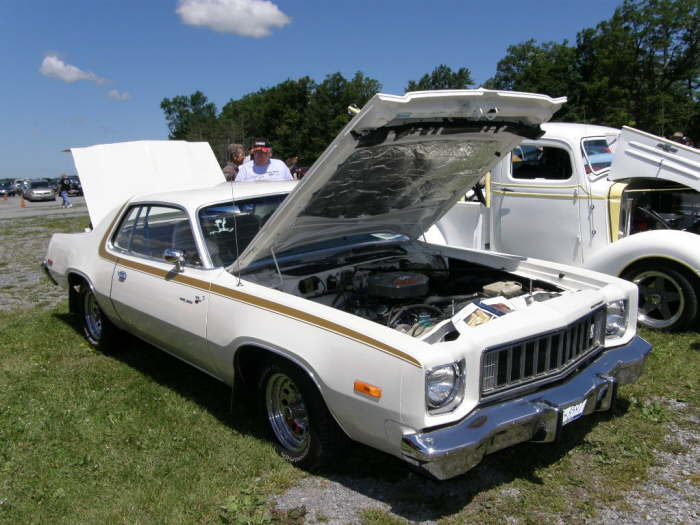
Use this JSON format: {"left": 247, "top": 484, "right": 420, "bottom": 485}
{"left": 79, "top": 285, "right": 116, "bottom": 350}
{"left": 258, "top": 359, "right": 330, "bottom": 469}
{"left": 623, "top": 262, "right": 698, "bottom": 331}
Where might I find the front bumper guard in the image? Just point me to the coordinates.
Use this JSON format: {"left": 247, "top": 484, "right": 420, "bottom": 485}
{"left": 401, "top": 336, "right": 651, "bottom": 480}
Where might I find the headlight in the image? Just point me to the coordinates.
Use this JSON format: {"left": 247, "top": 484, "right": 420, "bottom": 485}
{"left": 425, "top": 360, "right": 464, "bottom": 412}
{"left": 606, "top": 299, "right": 628, "bottom": 338}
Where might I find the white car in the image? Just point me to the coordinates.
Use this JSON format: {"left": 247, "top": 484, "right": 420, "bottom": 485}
{"left": 428, "top": 123, "right": 700, "bottom": 331}
{"left": 43, "top": 90, "right": 651, "bottom": 480}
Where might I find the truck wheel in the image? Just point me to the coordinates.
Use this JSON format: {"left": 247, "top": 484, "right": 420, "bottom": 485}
{"left": 622, "top": 262, "right": 698, "bottom": 331}
{"left": 80, "top": 285, "right": 119, "bottom": 350}
{"left": 259, "top": 359, "right": 341, "bottom": 469}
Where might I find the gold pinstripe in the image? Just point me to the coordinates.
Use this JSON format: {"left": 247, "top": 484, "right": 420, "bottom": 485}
{"left": 492, "top": 190, "right": 607, "bottom": 200}
{"left": 98, "top": 206, "right": 422, "bottom": 368}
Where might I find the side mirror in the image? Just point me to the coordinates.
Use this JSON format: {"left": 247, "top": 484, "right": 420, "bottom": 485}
{"left": 163, "top": 248, "right": 185, "bottom": 273}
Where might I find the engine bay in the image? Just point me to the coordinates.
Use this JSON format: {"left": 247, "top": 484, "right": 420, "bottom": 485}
{"left": 245, "top": 241, "right": 568, "bottom": 342}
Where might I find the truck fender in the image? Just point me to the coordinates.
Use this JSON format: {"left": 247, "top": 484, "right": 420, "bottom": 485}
{"left": 584, "top": 230, "right": 700, "bottom": 279}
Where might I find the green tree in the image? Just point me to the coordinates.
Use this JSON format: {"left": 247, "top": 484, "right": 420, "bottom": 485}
{"left": 302, "top": 71, "right": 381, "bottom": 160}
{"left": 219, "top": 77, "right": 315, "bottom": 162}
{"left": 405, "top": 64, "right": 474, "bottom": 92}
{"left": 576, "top": 0, "right": 700, "bottom": 134}
{"left": 488, "top": 0, "right": 699, "bottom": 135}
{"left": 160, "top": 91, "right": 217, "bottom": 140}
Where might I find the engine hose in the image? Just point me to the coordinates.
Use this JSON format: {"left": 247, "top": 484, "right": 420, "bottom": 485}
{"left": 388, "top": 304, "right": 443, "bottom": 328}
{"left": 424, "top": 293, "right": 480, "bottom": 305}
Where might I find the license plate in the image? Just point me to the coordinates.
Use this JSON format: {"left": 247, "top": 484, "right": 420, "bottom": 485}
{"left": 562, "top": 399, "right": 587, "bottom": 425}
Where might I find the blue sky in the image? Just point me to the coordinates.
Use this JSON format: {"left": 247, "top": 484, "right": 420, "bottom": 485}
{"left": 1, "top": 0, "right": 621, "bottom": 180}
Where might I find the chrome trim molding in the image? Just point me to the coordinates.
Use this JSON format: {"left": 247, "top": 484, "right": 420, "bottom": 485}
{"left": 400, "top": 337, "right": 651, "bottom": 480}
{"left": 41, "top": 261, "right": 59, "bottom": 286}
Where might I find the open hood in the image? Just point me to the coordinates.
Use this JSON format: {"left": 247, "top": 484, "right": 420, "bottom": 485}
{"left": 71, "top": 140, "right": 224, "bottom": 226}
{"left": 610, "top": 126, "right": 700, "bottom": 192}
{"left": 233, "top": 89, "right": 565, "bottom": 272}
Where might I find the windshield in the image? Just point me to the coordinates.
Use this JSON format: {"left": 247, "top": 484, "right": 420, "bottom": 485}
{"left": 198, "top": 193, "right": 287, "bottom": 267}
{"left": 30, "top": 181, "right": 49, "bottom": 188}
{"left": 582, "top": 136, "right": 617, "bottom": 174}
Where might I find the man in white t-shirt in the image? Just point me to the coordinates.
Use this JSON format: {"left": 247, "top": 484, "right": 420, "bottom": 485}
{"left": 235, "top": 138, "right": 293, "bottom": 181}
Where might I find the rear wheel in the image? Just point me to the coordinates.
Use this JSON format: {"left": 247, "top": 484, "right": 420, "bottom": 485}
{"left": 622, "top": 262, "right": 698, "bottom": 331}
{"left": 80, "top": 285, "right": 119, "bottom": 350}
{"left": 258, "top": 359, "right": 342, "bottom": 469}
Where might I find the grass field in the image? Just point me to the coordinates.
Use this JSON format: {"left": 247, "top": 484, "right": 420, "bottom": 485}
{"left": 1, "top": 302, "right": 697, "bottom": 524}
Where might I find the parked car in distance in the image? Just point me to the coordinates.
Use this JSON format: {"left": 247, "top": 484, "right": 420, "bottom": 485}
{"left": 23, "top": 179, "right": 56, "bottom": 202}
{"left": 426, "top": 123, "right": 700, "bottom": 331}
{"left": 0, "top": 182, "right": 16, "bottom": 196}
{"left": 43, "top": 90, "right": 651, "bottom": 480}
{"left": 46, "top": 177, "right": 60, "bottom": 191}
{"left": 13, "top": 178, "right": 30, "bottom": 194}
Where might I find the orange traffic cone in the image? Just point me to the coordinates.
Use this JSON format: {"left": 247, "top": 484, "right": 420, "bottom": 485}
{"left": 2, "top": 193, "right": 7, "bottom": 201}
{"left": 20, "top": 195, "right": 25, "bottom": 208}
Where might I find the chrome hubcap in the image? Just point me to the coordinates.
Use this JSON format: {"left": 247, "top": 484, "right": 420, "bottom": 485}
{"left": 265, "top": 372, "right": 309, "bottom": 454}
{"left": 84, "top": 291, "right": 103, "bottom": 341}
{"left": 633, "top": 270, "right": 684, "bottom": 329}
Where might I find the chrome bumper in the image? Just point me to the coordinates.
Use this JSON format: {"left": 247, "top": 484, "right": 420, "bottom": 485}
{"left": 401, "top": 336, "right": 651, "bottom": 480}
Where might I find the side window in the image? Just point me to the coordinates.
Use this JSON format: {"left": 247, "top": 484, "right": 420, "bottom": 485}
{"left": 113, "top": 205, "right": 202, "bottom": 267}
{"left": 511, "top": 145, "right": 573, "bottom": 180}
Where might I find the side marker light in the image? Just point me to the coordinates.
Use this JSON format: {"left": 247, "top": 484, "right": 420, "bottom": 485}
{"left": 354, "top": 381, "right": 382, "bottom": 399}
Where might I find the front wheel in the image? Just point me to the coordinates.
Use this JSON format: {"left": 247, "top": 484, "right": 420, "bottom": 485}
{"left": 258, "top": 359, "right": 342, "bottom": 469}
{"left": 622, "top": 262, "right": 698, "bottom": 331}
{"left": 80, "top": 285, "right": 119, "bottom": 350}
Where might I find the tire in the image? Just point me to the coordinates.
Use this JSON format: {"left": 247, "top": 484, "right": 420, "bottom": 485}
{"left": 80, "top": 285, "right": 119, "bottom": 350}
{"left": 258, "top": 358, "right": 342, "bottom": 469}
{"left": 622, "top": 262, "right": 698, "bottom": 331}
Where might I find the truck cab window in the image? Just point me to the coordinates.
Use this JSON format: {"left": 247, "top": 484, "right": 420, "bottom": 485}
{"left": 511, "top": 145, "right": 573, "bottom": 180}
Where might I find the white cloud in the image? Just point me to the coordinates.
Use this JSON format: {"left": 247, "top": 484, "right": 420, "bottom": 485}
{"left": 39, "top": 55, "right": 107, "bottom": 84}
{"left": 176, "top": 0, "right": 291, "bottom": 38}
{"left": 107, "top": 89, "right": 130, "bottom": 101}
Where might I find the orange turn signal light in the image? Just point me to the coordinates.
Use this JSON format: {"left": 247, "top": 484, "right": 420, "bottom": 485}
{"left": 354, "top": 381, "right": 382, "bottom": 399}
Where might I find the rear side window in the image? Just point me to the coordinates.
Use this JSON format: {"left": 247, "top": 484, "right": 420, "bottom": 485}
{"left": 113, "top": 205, "right": 202, "bottom": 267}
{"left": 511, "top": 145, "right": 573, "bottom": 180}
{"left": 582, "top": 137, "right": 616, "bottom": 174}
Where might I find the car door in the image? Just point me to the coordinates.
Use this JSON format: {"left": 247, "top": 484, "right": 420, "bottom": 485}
{"left": 108, "top": 204, "right": 212, "bottom": 371}
{"left": 490, "top": 143, "right": 585, "bottom": 265}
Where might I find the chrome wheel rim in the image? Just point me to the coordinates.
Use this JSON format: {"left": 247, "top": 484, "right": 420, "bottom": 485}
{"left": 265, "top": 372, "right": 309, "bottom": 454}
{"left": 633, "top": 270, "right": 685, "bottom": 329}
{"left": 83, "top": 291, "right": 103, "bottom": 341}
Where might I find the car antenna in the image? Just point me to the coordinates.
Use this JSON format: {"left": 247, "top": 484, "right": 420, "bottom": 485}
{"left": 230, "top": 180, "right": 243, "bottom": 287}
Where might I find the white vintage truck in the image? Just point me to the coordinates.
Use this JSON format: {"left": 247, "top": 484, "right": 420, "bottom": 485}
{"left": 426, "top": 123, "right": 700, "bottom": 331}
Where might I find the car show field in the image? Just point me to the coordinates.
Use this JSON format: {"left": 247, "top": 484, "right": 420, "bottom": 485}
{"left": 0, "top": 207, "right": 697, "bottom": 523}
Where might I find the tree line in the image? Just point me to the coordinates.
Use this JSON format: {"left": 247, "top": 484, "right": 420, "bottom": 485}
{"left": 161, "top": 0, "right": 699, "bottom": 166}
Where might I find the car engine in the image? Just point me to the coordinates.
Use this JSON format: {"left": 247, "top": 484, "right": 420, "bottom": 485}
{"left": 246, "top": 241, "right": 565, "bottom": 341}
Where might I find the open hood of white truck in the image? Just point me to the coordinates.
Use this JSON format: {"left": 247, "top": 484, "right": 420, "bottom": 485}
{"left": 232, "top": 89, "right": 566, "bottom": 272}
{"left": 610, "top": 126, "right": 700, "bottom": 192}
{"left": 71, "top": 140, "right": 225, "bottom": 226}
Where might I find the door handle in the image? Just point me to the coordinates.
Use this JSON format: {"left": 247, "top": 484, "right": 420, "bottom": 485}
{"left": 117, "top": 270, "right": 127, "bottom": 282}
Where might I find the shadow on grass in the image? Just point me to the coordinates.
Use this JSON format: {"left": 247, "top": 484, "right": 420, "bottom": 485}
{"left": 691, "top": 338, "right": 700, "bottom": 352}
{"left": 54, "top": 311, "right": 632, "bottom": 522}
{"left": 54, "top": 312, "right": 261, "bottom": 438}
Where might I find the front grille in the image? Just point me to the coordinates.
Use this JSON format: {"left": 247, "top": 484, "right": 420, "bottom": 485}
{"left": 480, "top": 307, "right": 606, "bottom": 398}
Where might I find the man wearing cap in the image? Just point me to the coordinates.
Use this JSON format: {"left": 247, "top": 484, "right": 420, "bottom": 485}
{"left": 235, "top": 138, "right": 293, "bottom": 181}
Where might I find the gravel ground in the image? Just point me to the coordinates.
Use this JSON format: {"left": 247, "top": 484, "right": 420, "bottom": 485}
{"left": 273, "top": 405, "right": 700, "bottom": 524}
{"left": 0, "top": 198, "right": 89, "bottom": 311}
{"left": 1, "top": 203, "right": 697, "bottom": 524}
